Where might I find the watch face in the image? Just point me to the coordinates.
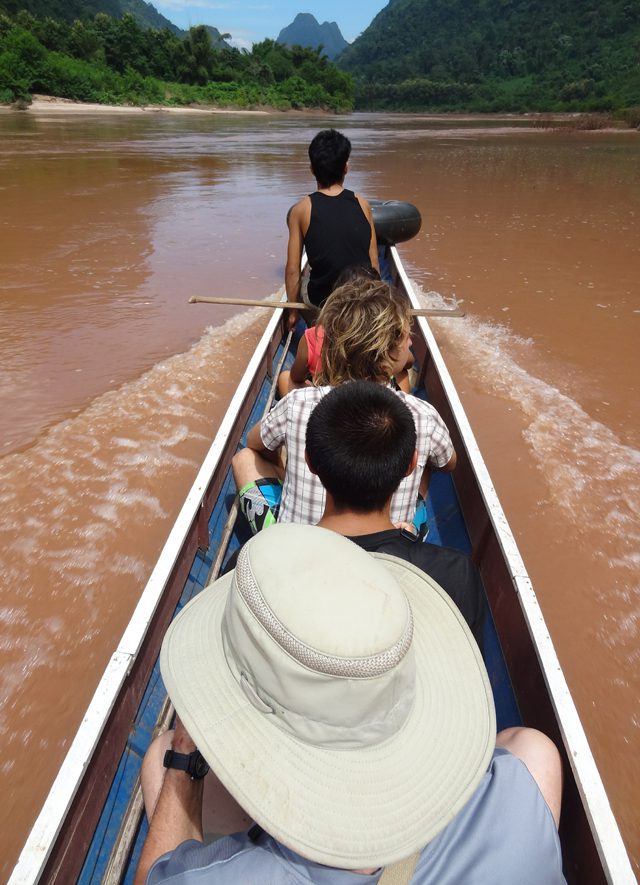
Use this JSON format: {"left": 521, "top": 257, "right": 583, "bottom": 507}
{"left": 192, "top": 752, "right": 210, "bottom": 779}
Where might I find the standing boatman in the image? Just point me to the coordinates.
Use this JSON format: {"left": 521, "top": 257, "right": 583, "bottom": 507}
{"left": 286, "top": 128, "right": 379, "bottom": 322}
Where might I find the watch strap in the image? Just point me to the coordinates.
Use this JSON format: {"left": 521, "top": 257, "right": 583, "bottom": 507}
{"left": 163, "top": 748, "right": 209, "bottom": 779}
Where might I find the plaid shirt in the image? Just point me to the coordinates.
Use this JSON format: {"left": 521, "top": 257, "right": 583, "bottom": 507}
{"left": 260, "top": 385, "right": 454, "bottom": 525}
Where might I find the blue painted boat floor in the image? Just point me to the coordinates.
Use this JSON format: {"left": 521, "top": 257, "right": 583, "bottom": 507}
{"left": 80, "top": 346, "right": 520, "bottom": 883}
{"left": 414, "top": 386, "right": 521, "bottom": 734}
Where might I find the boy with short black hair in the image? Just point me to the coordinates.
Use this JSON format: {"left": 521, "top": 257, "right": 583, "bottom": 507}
{"left": 306, "top": 380, "right": 486, "bottom": 651}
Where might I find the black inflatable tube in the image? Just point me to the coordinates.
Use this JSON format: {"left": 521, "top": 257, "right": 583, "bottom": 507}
{"left": 370, "top": 200, "right": 422, "bottom": 246}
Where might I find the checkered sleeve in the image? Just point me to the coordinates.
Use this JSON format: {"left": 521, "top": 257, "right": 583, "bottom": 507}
{"left": 259, "top": 397, "right": 288, "bottom": 451}
{"left": 427, "top": 407, "right": 454, "bottom": 467}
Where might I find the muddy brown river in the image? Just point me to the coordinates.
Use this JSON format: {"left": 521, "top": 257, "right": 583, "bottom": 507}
{"left": 0, "top": 107, "right": 638, "bottom": 878}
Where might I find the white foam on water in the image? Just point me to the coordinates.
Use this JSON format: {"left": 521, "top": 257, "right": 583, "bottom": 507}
{"left": 0, "top": 302, "right": 269, "bottom": 706}
{"left": 414, "top": 282, "right": 640, "bottom": 601}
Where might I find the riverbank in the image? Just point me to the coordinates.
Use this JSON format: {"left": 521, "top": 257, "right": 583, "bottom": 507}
{"left": 2, "top": 98, "right": 637, "bottom": 130}
{"left": 3, "top": 94, "right": 272, "bottom": 116}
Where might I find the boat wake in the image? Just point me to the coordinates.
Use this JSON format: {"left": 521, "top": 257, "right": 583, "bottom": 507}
{"left": 415, "top": 284, "right": 640, "bottom": 616}
{"left": 0, "top": 305, "right": 268, "bottom": 732}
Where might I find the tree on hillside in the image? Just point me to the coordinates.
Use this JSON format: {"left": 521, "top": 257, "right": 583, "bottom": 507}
{"left": 338, "top": 0, "right": 640, "bottom": 111}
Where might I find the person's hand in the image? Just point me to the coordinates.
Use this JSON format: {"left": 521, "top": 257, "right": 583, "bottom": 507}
{"left": 393, "top": 521, "right": 417, "bottom": 535}
{"left": 286, "top": 310, "right": 299, "bottom": 332}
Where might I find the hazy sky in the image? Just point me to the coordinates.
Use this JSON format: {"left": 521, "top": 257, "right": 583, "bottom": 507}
{"left": 152, "top": 1, "right": 389, "bottom": 49}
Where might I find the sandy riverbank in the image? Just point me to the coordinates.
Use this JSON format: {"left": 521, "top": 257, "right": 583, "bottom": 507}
{"left": 7, "top": 94, "right": 271, "bottom": 115}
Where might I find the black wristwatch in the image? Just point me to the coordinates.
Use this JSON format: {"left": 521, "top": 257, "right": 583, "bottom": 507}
{"left": 163, "top": 748, "right": 210, "bottom": 780}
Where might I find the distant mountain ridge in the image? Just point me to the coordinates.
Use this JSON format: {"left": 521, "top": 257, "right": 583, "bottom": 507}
{"left": 277, "top": 12, "right": 348, "bottom": 60}
{"left": 0, "top": 0, "right": 230, "bottom": 45}
{"left": 337, "top": 0, "right": 640, "bottom": 112}
{"left": 0, "top": 0, "right": 179, "bottom": 31}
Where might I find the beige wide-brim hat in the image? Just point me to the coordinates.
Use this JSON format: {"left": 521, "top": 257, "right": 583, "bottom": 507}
{"left": 160, "top": 523, "right": 495, "bottom": 869}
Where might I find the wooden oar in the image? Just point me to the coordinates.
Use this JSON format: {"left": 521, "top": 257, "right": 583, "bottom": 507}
{"left": 188, "top": 295, "right": 465, "bottom": 318}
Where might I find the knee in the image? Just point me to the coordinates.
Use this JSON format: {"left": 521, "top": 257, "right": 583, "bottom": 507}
{"left": 231, "top": 447, "right": 254, "bottom": 486}
{"left": 496, "top": 726, "right": 558, "bottom": 762}
{"left": 496, "top": 727, "right": 563, "bottom": 827}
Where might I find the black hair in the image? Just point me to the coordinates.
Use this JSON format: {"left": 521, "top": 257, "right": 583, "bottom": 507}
{"left": 332, "top": 263, "right": 381, "bottom": 289}
{"left": 308, "top": 129, "right": 351, "bottom": 188}
{"left": 306, "top": 381, "right": 417, "bottom": 513}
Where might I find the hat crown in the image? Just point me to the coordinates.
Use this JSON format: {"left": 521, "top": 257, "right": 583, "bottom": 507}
{"left": 222, "top": 525, "right": 416, "bottom": 749}
{"left": 236, "top": 524, "right": 413, "bottom": 669}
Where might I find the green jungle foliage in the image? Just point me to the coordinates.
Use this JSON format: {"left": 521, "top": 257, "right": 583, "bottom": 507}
{"left": 0, "top": 11, "right": 353, "bottom": 110}
{"left": 338, "top": 0, "right": 640, "bottom": 113}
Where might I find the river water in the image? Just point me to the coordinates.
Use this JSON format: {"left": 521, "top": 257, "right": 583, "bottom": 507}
{"left": 0, "top": 108, "right": 638, "bottom": 878}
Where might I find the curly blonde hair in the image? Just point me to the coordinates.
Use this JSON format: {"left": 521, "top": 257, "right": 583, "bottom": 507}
{"left": 314, "top": 277, "right": 411, "bottom": 386}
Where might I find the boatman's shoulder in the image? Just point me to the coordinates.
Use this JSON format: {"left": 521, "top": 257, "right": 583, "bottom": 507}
{"left": 287, "top": 196, "right": 311, "bottom": 228}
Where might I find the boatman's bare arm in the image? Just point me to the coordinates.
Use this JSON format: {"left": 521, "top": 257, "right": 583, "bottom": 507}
{"left": 285, "top": 198, "right": 311, "bottom": 330}
{"left": 355, "top": 194, "right": 380, "bottom": 274}
{"left": 134, "top": 719, "right": 204, "bottom": 885}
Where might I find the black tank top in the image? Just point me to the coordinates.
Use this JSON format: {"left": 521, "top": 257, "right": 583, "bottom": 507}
{"left": 303, "top": 189, "right": 373, "bottom": 307}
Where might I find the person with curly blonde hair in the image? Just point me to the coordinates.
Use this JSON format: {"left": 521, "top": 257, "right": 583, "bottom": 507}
{"left": 231, "top": 275, "right": 456, "bottom": 534}
{"left": 315, "top": 277, "right": 411, "bottom": 387}
{"left": 277, "top": 269, "right": 412, "bottom": 396}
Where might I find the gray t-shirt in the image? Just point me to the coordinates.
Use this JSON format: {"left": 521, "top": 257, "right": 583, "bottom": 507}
{"left": 146, "top": 749, "right": 565, "bottom": 884}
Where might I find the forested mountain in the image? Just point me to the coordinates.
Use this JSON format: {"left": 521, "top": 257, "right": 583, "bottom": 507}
{"left": 277, "top": 12, "right": 348, "bottom": 60}
{"left": 338, "top": 0, "right": 640, "bottom": 112}
{"left": 0, "top": 0, "right": 181, "bottom": 33}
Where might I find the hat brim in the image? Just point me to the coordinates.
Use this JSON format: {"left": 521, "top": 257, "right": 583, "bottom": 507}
{"left": 160, "top": 553, "right": 496, "bottom": 869}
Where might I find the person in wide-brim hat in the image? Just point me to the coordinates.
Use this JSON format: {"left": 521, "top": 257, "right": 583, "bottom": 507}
{"left": 136, "top": 524, "right": 565, "bottom": 885}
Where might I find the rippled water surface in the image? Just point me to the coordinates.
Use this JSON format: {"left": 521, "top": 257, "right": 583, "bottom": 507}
{"left": 0, "top": 108, "right": 638, "bottom": 877}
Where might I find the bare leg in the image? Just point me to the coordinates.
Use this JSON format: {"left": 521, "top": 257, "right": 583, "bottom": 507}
{"left": 496, "top": 727, "right": 563, "bottom": 828}
{"left": 141, "top": 730, "right": 251, "bottom": 836}
{"left": 231, "top": 447, "right": 285, "bottom": 491}
{"left": 140, "top": 730, "right": 173, "bottom": 821}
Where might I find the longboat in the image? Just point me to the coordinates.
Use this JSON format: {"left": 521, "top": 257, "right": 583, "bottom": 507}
{"left": 9, "top": 204, "right": 635, "bottom": 884}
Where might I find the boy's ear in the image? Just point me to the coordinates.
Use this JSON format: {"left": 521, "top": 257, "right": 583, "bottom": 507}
{"left": 304, "top": 449, "right": 318, "bottom": 476}
{"left": 405, "top": 449, "right": 418, "bottom": 477}
{"left": 344, "top": 161, "right": 349, "bottom": 176}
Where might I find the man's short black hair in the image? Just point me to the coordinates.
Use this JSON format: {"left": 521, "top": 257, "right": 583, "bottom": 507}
{"left": 306, "top": 381, "right": 417, "bottom": 513}
{"left": 308, "top": 129, "right": 351, "bottom": 189}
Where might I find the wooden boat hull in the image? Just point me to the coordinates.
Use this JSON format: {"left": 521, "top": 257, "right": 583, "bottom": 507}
{"left": 9, "top": 248, "right": 634, "bottom": 884}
